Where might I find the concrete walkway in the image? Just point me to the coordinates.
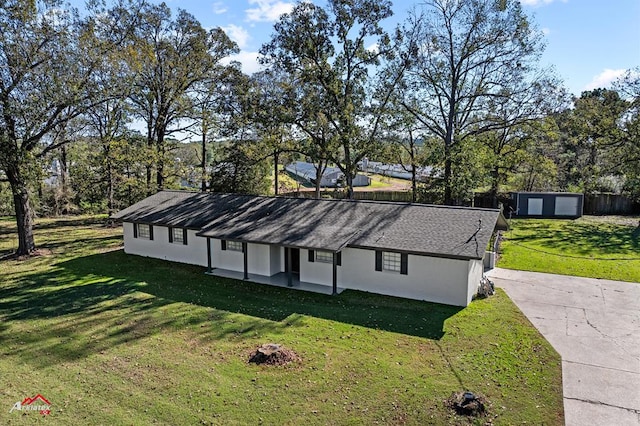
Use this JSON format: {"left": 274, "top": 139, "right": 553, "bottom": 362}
{"left": 487, "top": 268, "right": 640, "bottom": 426}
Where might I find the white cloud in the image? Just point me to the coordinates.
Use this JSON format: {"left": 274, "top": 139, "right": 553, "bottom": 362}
{"left": 212, "top": 2, "right": 227, "bottom": 14}
{"left": 222, "top": 51, "right": 264, "bottom": 75}
{"left": 246, "top": 0, "right": 294, "bottom": 23}
{"left": 366, "top": 43, "right": 379, "bottom": 53}
{"left": 541, "top": 27, "right": 551, "bottom": 36}
{"left": 520, "top": 0, "right": 567, "bottom": 7}
{"left": 222, "top": 24, "right": 251, "bottom": 49}
{"left": 584, "top": 69, "right": 627, "bottom": 91}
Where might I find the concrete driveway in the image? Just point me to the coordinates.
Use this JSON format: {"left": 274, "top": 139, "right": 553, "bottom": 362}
{"left": 487, "top": 268, "right": 640, "bottom": 426}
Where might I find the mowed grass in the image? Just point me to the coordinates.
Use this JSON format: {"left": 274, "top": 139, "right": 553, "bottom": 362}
{"left": 366, "top": 174, "right": 411, "bottom": 190}
{"left": 0, "top": 216, "right": 563, "bottom": 425}
{"left": 498, "top": 216, "right": 640, "bottom": 283}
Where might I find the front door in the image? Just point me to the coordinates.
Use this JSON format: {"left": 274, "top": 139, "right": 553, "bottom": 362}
{"left": 285, "top": 248, "right": 300, "bottom": 274}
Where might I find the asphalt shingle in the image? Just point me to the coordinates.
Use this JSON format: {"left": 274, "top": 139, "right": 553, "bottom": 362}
{"left": 112, "top": 190, "right": 507, "bottom": 260}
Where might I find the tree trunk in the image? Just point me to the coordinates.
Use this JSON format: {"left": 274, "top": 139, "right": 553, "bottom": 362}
{"left": 201, "top": 130, "right": 207, "bottom": 192}
{"left": 409, "top": 132, "right": 417, "bottom": 203}
{"left": 106, "top": 156, "right": 115, "bottom": 216}
{"left": 156, "top": 131, "right": 165, "bottom": 191}
{"left": 146, "top": 120, "right": 154, "bottom": 195}
{"left": 489, "top": 167, "right": 500, "bottom": 209}
{"left": 59, "top": 144, "right": 69, "bottom": 215}
{"left": 273, "top": 151, "right": 279, "bottom": 195}
{"left": 411, "top": 163, "right": 417, "bottom": 203}
{"left": 345, "top": 172, "right": 354, "bottom": 200}
{"left": 7, "top": 166, "right": 36, "bottom": 255}
{"left": 125, "top": 163, "right": 133, "bottom": 206}
{"left": 444, "top": 146, "right": 453, "bottom": 205}
{"left": 342, "top": 143, "right": 355, "bottom": 200}
{"left": 313, "top": 160, "right": 326, "bottom": 200}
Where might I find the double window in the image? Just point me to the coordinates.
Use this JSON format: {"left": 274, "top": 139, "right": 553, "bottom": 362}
{"left": 307, "top": 249, "right": 341, "bottom": 265}
{"left": 221, "top": 240, "right": 243, "bottom": 252}
{"left": 133, "top": 223, "right": 187, "bottom": 246}
{"left": 169, "top": 227, "right": 187, "bottom": 245}
{"left": 315, "top": 250, "right": 333, "bottom": 263}
{"left": 375, "top": 250, "right": 408, "bottom": 275}
{"left": 382, "top": 251, "right": 402, "bottom": 272}
{"left": 134, "top": 223, "right": 153, "bottom": 240}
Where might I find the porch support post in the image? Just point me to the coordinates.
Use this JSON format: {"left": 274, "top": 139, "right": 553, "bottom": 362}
{"left": 242, "top": 242, "right": 249, "bottom": 280}
{"left": 206, "top": 237, "right": 212, "bottom": 273}
{"left": 287, "top": 248, "right": 293, "bottom": 287}
{"left": 332, "top": 252, "right": 338, "bottom": 295}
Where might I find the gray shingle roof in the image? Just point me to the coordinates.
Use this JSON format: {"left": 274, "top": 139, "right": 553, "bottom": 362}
{"left": 112, "top": 190, "right": 508, "bottom": 260}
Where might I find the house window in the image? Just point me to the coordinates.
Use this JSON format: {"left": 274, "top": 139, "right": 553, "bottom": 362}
{"left": 137, "top": 224, "right": 151, "bottom": 239}
{"left": 382, "top": 251, "right": 402, "bottom": 272}
{"left": 169, "top": 227, "right": 187, "bottom": 245}
{"left": 308, "top": 249, "right": 341, "bottom": 265}
{"left": 375, "top": 250, "right": 408, "bottom": 275}
{"left": 315, "top": 250, "right": 333, "bottom": 263}
{"left": 226, "top": 241, "right": 243, "bottom": 252}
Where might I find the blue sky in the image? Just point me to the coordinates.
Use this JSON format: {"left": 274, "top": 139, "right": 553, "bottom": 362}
{"left": 146, "top": 0, "right": 640, "bottom": 96}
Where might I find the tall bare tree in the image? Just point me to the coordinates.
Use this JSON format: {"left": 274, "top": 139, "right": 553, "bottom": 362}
{"left": 398, "top": 0, "right": 550, "bottom": 205}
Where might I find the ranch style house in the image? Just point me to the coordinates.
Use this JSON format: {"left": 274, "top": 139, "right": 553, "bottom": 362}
{"left": 112, "top": 190, "right": 508, "bottom": 307}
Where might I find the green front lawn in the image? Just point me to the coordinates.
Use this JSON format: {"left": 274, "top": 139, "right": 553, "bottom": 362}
{"left": 498, "top": 216, "right": 640, "bottom": 283}
{"left": 0, "top": 216, "right": 563, "bottom": 425}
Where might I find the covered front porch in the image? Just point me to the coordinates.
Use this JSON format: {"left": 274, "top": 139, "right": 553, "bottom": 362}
{"left": 205, "top": 268, "right": 345, "bottom": 296}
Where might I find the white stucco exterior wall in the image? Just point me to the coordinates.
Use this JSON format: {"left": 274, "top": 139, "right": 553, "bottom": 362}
{"left": 337, "top": 248, "right": 473, "bottom": 307}
{"left": 269, "top": 245, "right": 282, "bottom": 276}
{"left": 122, "top": 223, "right": 208, "bottom": 266}
{"left": 466, "top": 259, "right": 484, "bottom": 304}
{"left": 247, "top": 243, "right": 271, "bottom": 276}
{"left": 209, "top": 239, "right": 276, "bottom": 276}
{"left": 211, "top": 239, "right": 244, "bottom": 272}
{"left": 299, "top": 249, "right": 342, "bottom": 287}
{"left": 122, "top": 223, "right": 477, "bottom": 306}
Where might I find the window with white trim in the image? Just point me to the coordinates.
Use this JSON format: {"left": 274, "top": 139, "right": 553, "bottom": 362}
{"left": 137, "top": 224, "right": 151, "bottom": 239}
{"left": 382, "top": 251, "right": 401, "bottom": 272}
{"left": 171, "top": 227, "right": 184, "bottom": 244}
{"left": 227, "top": 241, "right": 243, "bottom": 252}
{"left": 315, "top": 250, "right": 333, "bottom": 263}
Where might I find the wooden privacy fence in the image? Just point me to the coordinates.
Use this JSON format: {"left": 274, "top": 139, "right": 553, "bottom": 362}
{"left": 584, "top": 193, "right": 640, "bottom": 215}
{"left": 282, "top": 190, "right": 414, "bottom": 202}
{"left": 282, "top": 190, "right": 640, "bottom": 215}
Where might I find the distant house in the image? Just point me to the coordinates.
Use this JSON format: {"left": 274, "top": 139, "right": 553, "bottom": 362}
{"left": 112, "top": 191, "right": 508, "bottom": 307}
{"left": 285, "top": 161, "right": 370, "bottom": 187}
{"left": 360, "top": 159, "right": 436, "bottom": 182}
{"left": 512, "top": 192, "right": 584, "bottom": 219}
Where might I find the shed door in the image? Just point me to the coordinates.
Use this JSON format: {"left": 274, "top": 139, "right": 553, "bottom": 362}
{"left": 555, "top": 196, "right": 579, "bottom": 216}
{"left": 528, "top": 198, "right": 543, "bottom": 215}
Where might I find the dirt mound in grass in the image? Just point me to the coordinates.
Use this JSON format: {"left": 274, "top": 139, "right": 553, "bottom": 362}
{"left": 447, "top": 391, "right": 489, "bottom": 417}
{"left": 248, "top": 343, "right": 300, "bottom": 366}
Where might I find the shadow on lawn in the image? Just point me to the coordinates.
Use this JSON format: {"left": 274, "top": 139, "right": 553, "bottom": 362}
{"left": 0, "top": 216, "right": 109, "bottom": 236}
{"left": 508, "top": 220, "right": 639, "bottom": 256}
{"left": 33, "top": 216, "right": 110, "bottom": 230}
{"left": 0, "top": 250, "right": 460, "bottom": 364}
